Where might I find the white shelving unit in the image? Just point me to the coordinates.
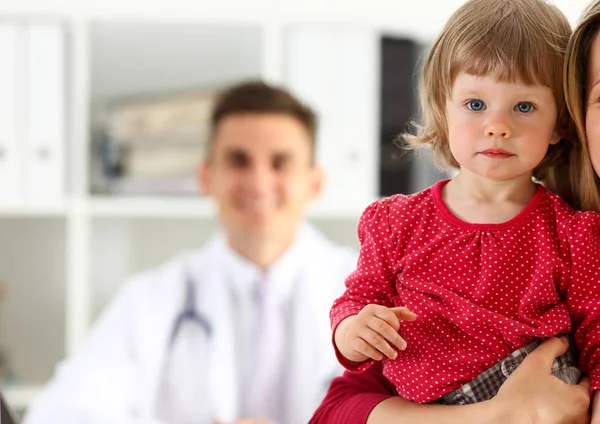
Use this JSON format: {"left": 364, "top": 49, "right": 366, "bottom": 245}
{"left": 0, "top": 0, "right": 591, "bottom": 415}
{"left": 4, "top": 385, "right": 42, "bottom": 412}
{"left": 0, "top": 11, "right": 374, "bottom": 415}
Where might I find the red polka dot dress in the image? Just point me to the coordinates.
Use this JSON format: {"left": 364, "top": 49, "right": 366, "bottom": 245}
{"left": 330, "top": 179, "right": 600, "bottom": 403}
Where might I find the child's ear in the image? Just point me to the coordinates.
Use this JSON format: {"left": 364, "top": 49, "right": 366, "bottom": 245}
{"left": 549, "top": 130, "right": 561, "bottom": 145}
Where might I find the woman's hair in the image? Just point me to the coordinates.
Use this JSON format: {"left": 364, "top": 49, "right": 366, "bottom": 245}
{"left": 558, "top": 0, "right": 600, "bottom": 212}
{"left": 404, "top": 0, "right": 572, "bottom": 180}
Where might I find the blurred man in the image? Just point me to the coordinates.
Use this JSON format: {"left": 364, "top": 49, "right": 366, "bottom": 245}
{"left": 24, "top": 82, "right": 357, "bottom": 424}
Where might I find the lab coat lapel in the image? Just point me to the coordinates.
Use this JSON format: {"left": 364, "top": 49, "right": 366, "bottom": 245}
{"left": 197, "top": 236, "right": 240, "bottom": 421}
{"left": 140, "top": 261, "right": 189, "bottom": 418}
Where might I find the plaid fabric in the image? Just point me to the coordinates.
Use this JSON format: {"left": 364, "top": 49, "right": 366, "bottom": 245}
{"left": 435, "top": 337, "right": 581, "bottom": 405}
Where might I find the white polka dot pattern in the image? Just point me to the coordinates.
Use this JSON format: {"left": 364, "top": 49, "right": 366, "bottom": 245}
{"left": 330, "top": 179, "right": 600, "bottom": 403}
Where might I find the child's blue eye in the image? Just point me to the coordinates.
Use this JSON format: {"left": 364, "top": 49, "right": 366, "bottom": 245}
{"left": 516, "top": 102, "right": 534, "bottom": 113}
{"left": 466, "top": 100, "right": 485, "bottom": 111}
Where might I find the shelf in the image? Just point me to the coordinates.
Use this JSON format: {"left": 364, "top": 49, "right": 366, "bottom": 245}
{"left": 0, "top": 203, "right": 69, "bottom": 217}
{"left": 306, "top": 203, "right": 370, "bottom": 220}
{"left": 88, "top": 196, "right": 370, "bottom": 220}
{"left": 0, "top": 197, "right": 369, "bottom": 220}
{"left": 89, "top": 196, "right": 217, "bottom": 218}
{"left": 3, "top": 384, "right": 42, "bottom": 411}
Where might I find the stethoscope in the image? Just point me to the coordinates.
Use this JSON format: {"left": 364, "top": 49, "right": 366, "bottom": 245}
{"left": 156, "top": 271, "right": 216, "bottom": 423}
{"left": 168, "top": 272, "right": 213, "bottom": 347}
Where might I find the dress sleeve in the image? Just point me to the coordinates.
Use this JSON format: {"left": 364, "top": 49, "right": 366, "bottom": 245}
{"left": 565, "top": 211, "right": 600, "bottom": 392}
{"left": 308, "top": 362, "right": 397, "bottom": 424}
{"left": 329, "top": 197, "right": 400, "bottom": 369}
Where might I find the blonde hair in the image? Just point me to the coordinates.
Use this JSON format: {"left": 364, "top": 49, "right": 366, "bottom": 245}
{"left": 558, "top": 0, "right": 600, "bottom": 212}
{"left": 404, "top": 0, "right": 571, "bottom": 180}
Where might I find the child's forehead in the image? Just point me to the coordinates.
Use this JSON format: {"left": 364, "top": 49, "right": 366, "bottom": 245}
{"left": 454, "top": 71, "right": 527, "bottom": 84}
{"left": 448, "top": 70, "right": 550, "bottom": 92}
{"left": 447, "top": 43, "right": 555, "bottom": 88}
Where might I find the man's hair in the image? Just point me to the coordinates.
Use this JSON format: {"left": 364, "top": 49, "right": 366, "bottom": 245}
{"left": 208, "top": 81, "right": 317, "bottom": 161}
{"left": 403, "top": 0, "right": 572, "bottom": 180}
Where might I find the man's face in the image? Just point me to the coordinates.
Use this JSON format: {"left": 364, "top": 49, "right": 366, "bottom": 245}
{"left": 200, "top": 113, "right": 322, "bottom": 241}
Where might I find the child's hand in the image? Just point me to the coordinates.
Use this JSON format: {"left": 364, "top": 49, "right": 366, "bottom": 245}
{"left": 334, "top": 304, "right": 417, "bottom": 364}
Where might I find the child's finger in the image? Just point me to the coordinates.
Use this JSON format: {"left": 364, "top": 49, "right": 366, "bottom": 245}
{"left": 390, "top": 306, "right": 417, "bottom": 322}
{"left": 352, "top": 336, "right": 384, "bottom": 361}
{"left": 359, "top": 327, "right": 399, "bottom": 359}
{"left": 372, "top": 305, "right": 402, "bottom": 331}
{"left": 366, "top": 317, "right": 407, "bottom": 353}
{"left": 371, "top": 305, "right": 416, "bottom": 332}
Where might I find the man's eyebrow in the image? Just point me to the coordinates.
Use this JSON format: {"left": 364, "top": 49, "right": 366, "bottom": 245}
{"left": 273, "top": 151, "right": 292, "bottom": 159}
{"left": 223, "top": 147, "right": 248, "bottom": 157}
{"left": 223, "top": 146, "right": 246, "bottom": 154}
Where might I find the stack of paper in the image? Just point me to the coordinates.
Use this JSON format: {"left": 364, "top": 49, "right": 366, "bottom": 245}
{"left": 101, "top": 89, "right": 214, "bottom": 195}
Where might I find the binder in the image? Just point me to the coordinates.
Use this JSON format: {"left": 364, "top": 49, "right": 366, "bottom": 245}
{"left": 379, "top": 37, "right": 419, "bottom": 196}
{"left": 379, "top": 37, "right": 448, "bottom": 195}
{"left": 24, "top": 22, "right": 66, "bottom": 203}
{"left": 0, "top": 22, "right": 24, "bottom": 204}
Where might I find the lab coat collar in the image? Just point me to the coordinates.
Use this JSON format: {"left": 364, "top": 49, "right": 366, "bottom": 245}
{"left": 212, "top": 223, "right": 311, "bottom": 304}
{"left": 217, "top": 237, "right": 263, "bottom": 299}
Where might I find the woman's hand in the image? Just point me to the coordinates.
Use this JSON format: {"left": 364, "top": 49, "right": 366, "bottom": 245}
{"left": 495, "top": 336, "right": 590, "bottom": 424}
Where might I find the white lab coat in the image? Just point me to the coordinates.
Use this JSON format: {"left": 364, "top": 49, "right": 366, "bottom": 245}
{"left": 24, "top": 223, "right": 357, "bottom": 424}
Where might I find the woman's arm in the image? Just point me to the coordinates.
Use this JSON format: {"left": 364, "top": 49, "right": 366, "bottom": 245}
{"left": 309, "top": 363, "right": 506, "bottom": 424}
{"left": 308, "top": 361, "right": 396, "bottom": 424}
{"left": 311, "top": 337, "right": 591, "bottom": 424}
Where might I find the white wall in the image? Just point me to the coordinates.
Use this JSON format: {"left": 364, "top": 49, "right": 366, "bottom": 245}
{"left": 0, "top": 0, "right": 593, "bottom": 41}
{"left": 90, "top": 23, "right": 263, "bottom": 102}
